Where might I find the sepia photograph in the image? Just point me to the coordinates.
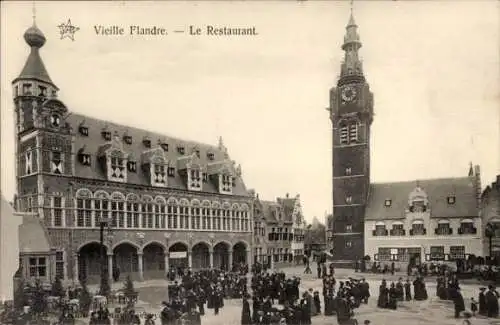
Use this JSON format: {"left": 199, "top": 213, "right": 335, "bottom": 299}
{"left": 0, "top": 0, "right": 499, "bottom": 324}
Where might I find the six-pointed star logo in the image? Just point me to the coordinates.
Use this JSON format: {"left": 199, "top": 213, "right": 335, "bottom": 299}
{"left": 57, "top": 19, "right": 80, "bottom": 41}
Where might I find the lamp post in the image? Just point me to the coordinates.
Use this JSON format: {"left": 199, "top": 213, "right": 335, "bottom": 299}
{"left": 485, "top": 222, "right": 496, "bottom": 262}
{"left": 99, "top": 217, "right": 112, "bottom": 296}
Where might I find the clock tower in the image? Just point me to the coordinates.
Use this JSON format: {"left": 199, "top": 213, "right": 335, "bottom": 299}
{"left": 327, "top": 10, "right": 374, "bottom": 262}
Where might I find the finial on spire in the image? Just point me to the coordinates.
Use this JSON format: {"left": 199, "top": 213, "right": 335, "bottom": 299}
{"left": 218, "top": 136, "right": 224, "bottom": 148}
{"left": 350, "top": 0, "right": 354, "bottom": 14}
{"left": 32, "top": 0, "right": 36, "bottom": 26}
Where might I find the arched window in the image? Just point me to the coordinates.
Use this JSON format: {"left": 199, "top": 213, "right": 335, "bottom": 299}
{"left": 179, "top": 199, "right": 189, "bottom": 229}
{"left": 142, "top": 196, "right": 154, "bottom": 229}
{"left": 242, "top": 210, "right": 249, "bottom": 232}
{"left": 76, "top": 189, "right": 92, "bottom": 228}
{"left": 458, "top": 219, "right": 476, "bottom": 235}
{"left": 126, "top": 194, "right": 140, "bottom": 228}
{"left": 155, "top": 197, "right": 166, "bottom": 229}
{"left": 167, "top": 197, "right": 178, "bottom": 229}
{"left": 110, "top": 192, "right": 125, "bottom": 228}
{"left": 435, "top": 219, "right": 452, "bottom": 235}
{"left": 202, "top": 200, "right": 211, "bottom": 230}
{"left": 94, "top": 191, "right": 110, "bottom": 226}
{"left": 222, "top": 202, "right": 230, "bottom": 231}
{"left": 373, "top": 221, "right": 388, "bottom": 236}
{"left": 212, "top": 203, "right": 222, "bottom": 230}
{"left": 190, "top": 200, "right": 201, "bottom": 230}
{"left": 390, "top": 221, "right": 405, "bottom": 236}
{"left": 410, "top": 219, "right": 426, "bottom": 236}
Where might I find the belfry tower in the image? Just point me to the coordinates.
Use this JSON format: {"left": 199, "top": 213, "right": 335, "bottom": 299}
{"left": 327, "top": 7, "right": 374, "bottom": 263}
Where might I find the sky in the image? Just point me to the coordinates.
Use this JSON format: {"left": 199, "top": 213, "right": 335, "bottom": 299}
{"left": 1, "top": 1, "right": 499, "bottom": 223}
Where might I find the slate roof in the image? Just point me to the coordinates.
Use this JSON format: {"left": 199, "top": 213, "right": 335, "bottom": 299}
{"left": 67, "top": 113, "right": 250, "bottom": 197}
{"left": 365, "top": 176, "right": 479, "bottom": 220}
{"left": 15, "top": 48, "right": 55, "bottom": 86}
{"left": 19, "top": 214, "right": 51, "bottom": 254}
{"left": 256, "top": 196, "right": 297, "bottom": 224}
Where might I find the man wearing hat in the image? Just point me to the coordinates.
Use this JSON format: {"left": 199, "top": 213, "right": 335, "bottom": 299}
{"left": 478, "top": 287, "right": 487, "bottom": 316}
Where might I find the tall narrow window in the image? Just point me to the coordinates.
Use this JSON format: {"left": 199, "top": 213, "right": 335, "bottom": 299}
{"left": 53, "top": 197, "right": 63, "bottom": 227}
{"left": 179, "top": 206, "right": 189, "bottom": 229}
{"left": 339, "top": 124, "right": 348, "bottom": 145}
{"left": 167, "top": 205, "right": 177, "bottom": 229}
{"left": 94, "top": 197, "right": 109, "bottom": 225}
{"left": 349, "top": 124, "right": 358, "bottom": 142}
{"left": 191, "top": 207, "right": 201, "bottom": 230}
{"left": 55, "top": 251, "right": 64, "bottom": 279}
{"left": 142, "top": 203, "right": 154, "bottom": 228}
{"left": 76, "top": 198, "right": 92, "bottom": 227}
{"left": 126, "top": 202, "right": 139, "bottom": 228}
{"left": 111, "top": 201, "right": 125, "bottom": 228}
{"left": 155, "top": 203, "right": 166, "bottom": 229}
{"left": 25, "top": 151, "right": 33, "bottom": 175}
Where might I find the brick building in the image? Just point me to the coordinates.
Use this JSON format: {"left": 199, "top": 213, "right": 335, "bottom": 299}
{"left": 12, "top": 21, "right": 253, "bottom": 284}
{"left": 482, "top": 175, "right": 500, "bottom": 258}
{"left": 253, "top": 193, "right": 305, "bottom": 268}
{"left": 326, "top": 12, "right": 484, "bottom": 265}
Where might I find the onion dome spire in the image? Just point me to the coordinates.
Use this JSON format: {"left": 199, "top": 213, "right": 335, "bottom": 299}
{"left": 14, "top": 5, "right": 57, "bottom": 89}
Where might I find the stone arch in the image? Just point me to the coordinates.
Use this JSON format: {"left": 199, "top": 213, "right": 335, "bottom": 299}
{"left": 142, "top": 194, "right": 153, "bottom": 203}
{"left": 411, "top": 219, "right": 424, "bottom": 225}
{"left": 126, "top": 193, "right": 140, "bottom": 202}
{"left": 110, "top": 191, "right": 125, "bottom": 201}
{"left": 191, "top": 199, "right": 201, "bottom": 206}
{"left": 94, "top": 190, "right": 109, "bottom": 199}
{"left": 179, "top": 198, "right": 190, "bottom": 206}
{"left": 75, "top": 188, "right": 92, "bottom": 198}
{"left": 375, "top": 221, "right": 386, "bottom": 226}
{"left": 241, "top": 203, "right": 250, "bottom": 211}
{"left": 78, "top": 241, "right": 108, "bottom": 284}
{"left": 168, "top": 241, "right": 189, "bottom": 269}
{"left": 167, "top": 197, "right": 178, "bottom": 205}
{"left": 112, "top": 240, "right": 141, "bottom": 251}
{"left": 201, "top": 200, "right": 211, "bottom": 207}
{"left": 191, "top": 241, "right": 210, "bottom": 269}
{"left": 231, "top": 203, "right": 240, "bottom": 210}
{"left": 222, "top": 201, "right": 231, "bottom": 209}
{"left": 212, "top": 201, "right": 220, "bottom": 208}
{"left": 142, "top": 241, "right": 166, "bottom": 280}
{"left": 232, "top": 241, "right": 248, "bottom": 265}
{"left": 335, "top": 116, "right": 361, "bottom": 128}
{"left": 233, "top": 240, "right": 249, "bottom": 250}
{"left": 460, "top": 218, "right": 474, "bottom": 223}
{"left": 213, "top": 241, "right": 230, "bottom": 271}
{"left": 437, "top": 219, "right": 450, "bottom": 224}
{"left": 154, "top": 196, "right": 167, "bottom": 204}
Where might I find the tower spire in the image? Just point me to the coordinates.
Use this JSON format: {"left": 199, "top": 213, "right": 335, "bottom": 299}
{"left": 338, "top": 0, "right": 364, "bottom": 86}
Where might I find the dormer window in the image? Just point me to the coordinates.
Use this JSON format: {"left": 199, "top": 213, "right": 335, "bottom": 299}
{"left": 161, "top": 143, "right": 169, "bottom": 152}
{"left": 143, "top": 137, "right": 151, "bottom": 148}
{"left": 345, "top": 196, "right": 352, "bottom": 204}
{"left": 188, "top": 169, "right": 202, "bottom": 190}
{"left": 220, "top": 174, "right": 232, "bottom": 193}
{"left": 78, "top": 151, "right": 91, "bottom": 166}
{"left": 167, "top": 167, "right": 176, "bottom": 177}
{"left": 207, "top": 152, "right": 215, "bottom": 160}
{"left": 50, "top": 114, "right": 61, "bottom": 127}
{"left": 102, "top": 131, "right": 111, "bottom": 141}
{"left": 79, "top": 126, "right": 89, "bottom": 136}
{"left": 38, "top": 86, "right": 47, "bottom": 97}
{"left": 22, "top": 83, "right": 32, "bottom": 95}
{"left": 51, "top": 89, "right": 57, "bottom": 97}
{"left": 127, "top": 161, "right": 137, "bottom": 172}
{"left": 447, "top": 196, "right": 456, "bottom": 204}
{"left": 345, "top": 167, "right": 352, "bottom": 176}
{"left": 152, "top": 164, "right": 167, "bottom": 186}
{"left": 384, "top": 199, "right": 392, "bottom": 207}
{"left": 195, "top": 150, "right": 200, "bottom": 158}
{"left": 123, "top": 135, "right": 133, "bottom": 144}
{"left": 109, "top": 157, "right": 125, "bottom": 180}
{"left": 177, "top": 146, "right": 185, "bottom": 155}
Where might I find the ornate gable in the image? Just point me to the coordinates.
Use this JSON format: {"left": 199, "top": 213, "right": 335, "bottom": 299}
{"left": 141, "top": 146, "right": 168, "bottom": 187}
{"left": 96, "top": 132, "right": 129, "bottom": 183}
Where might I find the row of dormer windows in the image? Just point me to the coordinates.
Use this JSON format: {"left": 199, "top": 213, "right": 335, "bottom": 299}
{"left": 371, "top": 222, "right": 477, "bottom": 237}
{"left": 78, "top": 126, "right": 216, "bottom": 160}
{"left": 382, "top": 196, "right": 456, "bottom": 208}
{"left": 14, "top": 83, "right": 56, "bottom": 98}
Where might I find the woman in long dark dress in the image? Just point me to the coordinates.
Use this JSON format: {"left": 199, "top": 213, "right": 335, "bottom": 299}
{"left": 241, "top": 296, "right": 252, "bottom": 325}
{"left": 388, "top": 283, "right": 398, "bottom": 310}
{"left": 377, "top": 280, "right": 388, "bottom": 308}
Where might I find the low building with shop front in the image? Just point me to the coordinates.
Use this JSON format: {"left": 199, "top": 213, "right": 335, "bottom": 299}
{"left": 364, "top": 165, "right": 483, "bottom": 268}
{"left": 11, "top": 21, "right": 253, "bottom": 284}
{"left": 253, "top": 193, "right": 305, "bottom": 268}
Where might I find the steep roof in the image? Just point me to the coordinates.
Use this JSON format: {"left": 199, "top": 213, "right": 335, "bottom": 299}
{"left": 15, "top": 48, "right": 55, "bottom": 85}
{"left": 365, "top": 176, "right": 479, "bottom": 220}
{"left": 256, "top": 196, "right": 297, "bottom": 224}
{"left": 19, "top": 214, "right": 51, "bottom": 254}
{"left": 68, "top": 113, "right": 249, "bottom": 196}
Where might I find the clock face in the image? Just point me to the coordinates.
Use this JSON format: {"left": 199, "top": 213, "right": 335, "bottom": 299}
{"left": 341, "top": 86, "right": 357, "bottom": 102}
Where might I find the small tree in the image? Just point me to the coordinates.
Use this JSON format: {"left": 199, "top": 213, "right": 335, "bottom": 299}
{"left": 51, "top": 276, "right": 65, "bottom": 298}
{"left": 122, "top": 275, "right": 136, "bottom": 308}
{"left": 79, "top": 279, "right": 92, "bottom": 317}
{"left": 30, "top": 279, "right": 47, "bottom": 317}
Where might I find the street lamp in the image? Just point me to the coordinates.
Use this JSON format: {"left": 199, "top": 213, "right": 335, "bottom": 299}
{"left": 99, "top": 217, "right": 112, "bottom": 297}
{"left": 485, "top": 222, "right": 496, "bottom": 262}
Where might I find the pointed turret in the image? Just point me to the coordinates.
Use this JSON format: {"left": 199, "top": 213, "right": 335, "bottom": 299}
{"left": 338, "top": 9, "right": 365, "bottom": 86}
{"left": 468, "top": 162, "right": 474, "bottom": 177}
